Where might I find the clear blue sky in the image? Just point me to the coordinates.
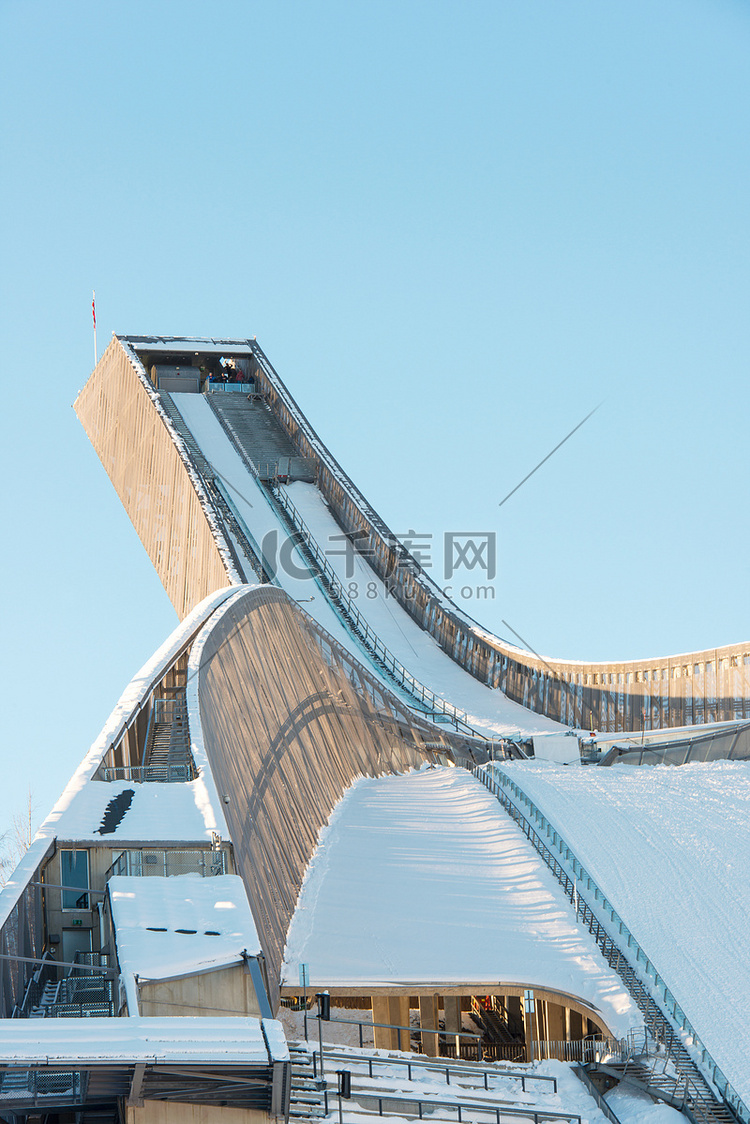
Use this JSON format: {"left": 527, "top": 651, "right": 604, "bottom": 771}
{"left": 1, "top": 0, "right": 749, "bottom": 835}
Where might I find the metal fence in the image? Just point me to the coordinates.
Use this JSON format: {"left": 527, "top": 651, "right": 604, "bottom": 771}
{"left": 0, "top": 1069, "right": 86, "bottom": 1107}
{"left": 105, "top": 848, "right": 228, "bottom": 880}
{"left": 270, "top": 485, "right": 494, "bottom": 741}
{"left": 99, "top": 764, "right": 195, "bottom": 783}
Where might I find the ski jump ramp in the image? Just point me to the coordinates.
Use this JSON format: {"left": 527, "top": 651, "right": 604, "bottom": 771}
{"left": 0, "top": 332, "right": 746, "bottom": 1124}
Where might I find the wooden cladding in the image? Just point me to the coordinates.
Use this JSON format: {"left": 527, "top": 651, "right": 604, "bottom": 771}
{"left": 74, "top": 338, "right": 233, "bottom": 618}
{"left": 195, "top": 587, "right": 449, "bottom": 1006}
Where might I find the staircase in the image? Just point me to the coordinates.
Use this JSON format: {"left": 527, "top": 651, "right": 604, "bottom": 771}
{"left": 286, "top": 1040, "right": 577, "bottom": 1124}
{"left": 588, "top": 1032, "right": 740, "bottom": 1124}
{"left": 475, "top": 771, "right": 742, "bottom": 1124}
{"left": 143, "top": 695, "right": 196, "bottom": 781}
{"left": 287, "top": 1044, "right": 327, "bottom": 1121}
{"left": 159, "top": 391, "right": 269, "bottom": 581}
{"left": 469, "top": 996, "right": 525, "bottom": 1053}
{"left": 29, "top": 979, "right": 60, "bottom": 1017}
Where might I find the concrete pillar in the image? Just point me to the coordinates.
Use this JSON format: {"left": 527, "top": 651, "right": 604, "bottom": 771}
{"left": 419, "top": 994, "right": 439, "bottom": 1057}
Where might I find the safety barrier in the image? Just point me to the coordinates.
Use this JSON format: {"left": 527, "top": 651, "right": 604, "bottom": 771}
{"left": 270, "top": 484, "right": 496, "bottom": 741}
{"left": 474, "top": 765, "right": 748, "bottom": 1124}
{"left": 105, "top": 847, "right": 228, "bottom": 880}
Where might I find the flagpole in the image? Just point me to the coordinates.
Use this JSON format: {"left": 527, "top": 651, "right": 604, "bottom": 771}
{"left": 92, "top": 290, "right": 97, "bottom": 367}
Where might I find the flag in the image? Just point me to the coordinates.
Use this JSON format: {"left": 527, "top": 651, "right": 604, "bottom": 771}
{"left": 92, "top": 292, "right": 96, "bottom": 329}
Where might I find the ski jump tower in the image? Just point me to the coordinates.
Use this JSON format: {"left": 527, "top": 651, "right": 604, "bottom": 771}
{"left": 0, "top": 334, "right": 746, "bottom": 1124}
{"left": 76, "top": 335, "right": 750, "bottom": 742}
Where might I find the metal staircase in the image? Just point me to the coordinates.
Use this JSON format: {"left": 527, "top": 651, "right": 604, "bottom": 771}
{"left": 142, "top": 694, "right": 196, "bottom": 781}
{"left": 469, "top": 996, "right": 525, "bottom": 1057}
{"left": 159, "top": 390, "right": 271, "bottom": 581}
{"left": 587, "top": 1031, "right": 740, "bottom": 1124}
{"left": 287, "top": 1044, "right": 326, "bottom": 1121}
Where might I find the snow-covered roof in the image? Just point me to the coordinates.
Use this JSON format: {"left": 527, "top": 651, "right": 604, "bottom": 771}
{"left": 31, "top": 588, "right": 236, "bottom": 854}
{"left": 110, "top": 874, "right": 261, "bottom": 1012}
{"left": 0, "top": 1015, "right": 287, "bottom": 1064}
{"left": 281, "top": 767, "right": 642, "bottom": 1039}
{"left": 49, "top": 778, "right": 219, "bottom": 844}
{"left": 121, "top": 334, "right": 256, "bottom": 355}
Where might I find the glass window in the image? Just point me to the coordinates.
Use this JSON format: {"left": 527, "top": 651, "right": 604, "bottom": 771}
{"left": 60, "top": 849, "right": 89, "bottom": 910}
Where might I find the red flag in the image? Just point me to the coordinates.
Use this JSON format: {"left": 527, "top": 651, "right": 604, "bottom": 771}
{"left": 92, "top": 294, "right": 96, "bottom": 329}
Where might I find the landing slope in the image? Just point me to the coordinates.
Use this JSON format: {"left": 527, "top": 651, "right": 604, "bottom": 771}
{"left": 498, "top": 760, "right": 750, "bottom": 1103}
{"left": 282, "top": 767, "right": 641, "bottom": 1038}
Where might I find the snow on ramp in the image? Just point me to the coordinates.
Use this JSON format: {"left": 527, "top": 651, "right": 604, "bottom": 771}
{"left": 282, "top": 767, "right": 641, "bottom": 1039}
{"left": 498, "top": 760, "right": 750, "bottom": 1104}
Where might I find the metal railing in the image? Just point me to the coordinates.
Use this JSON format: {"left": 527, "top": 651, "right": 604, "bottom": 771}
{"left": 270, "top": 485, "right": 492, "bottom": 740}
{"left": 13, "top": 949, "right": 57, "bottom": 1018}
{"left": 573, "top": 1064, "right": 625, "bottom": 1124}
{"left": 0, "top": 1069, "right": 86, "bottom": 1107}
{"left": 306, "top": 1014, "right": 484, "bottom": 1059}
{"left": 309, "top": 1047, "right": 558, "bottom": 1093}
{"left": 98, "top": 764, "right": 195, "bottom": 783}
{"left": 330, "top": 1090, "right": 581, "bottom": 1124}
{"left": 105, "top": 847, "right": 228, "bottom": 880}
{"left": 15, "top": 952, "right": 115, "bottom": 1019}
{"left": 205, "top": 382, "right": 256, "bottom": 393}
{"left": 531, "top": 1040, "right": 619, "bottom": 1063}
{"left": 475, "top": 765, "right": 748, "bottom": 1124}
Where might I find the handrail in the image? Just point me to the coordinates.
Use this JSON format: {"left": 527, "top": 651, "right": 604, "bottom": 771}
{"left": 573, "top": 1065, "right": 625, "bottom": 1124}
{"left": 270, "top": 484, "right": 495, "bottom": 741}
{"left": 475, "top": 765, "right": 748, "bottom": 1124}
{"left": 308, "top": 1014, "right": 483, "bottom": 1058}
{"left": 327, "top": 1089, "right": 581, "bottom": 1124}
{"left": 308, "top": 1045, "right": 557, "bottom": 1092}
{"left": 201, "top": 383, "right": 510, "bottom": 750}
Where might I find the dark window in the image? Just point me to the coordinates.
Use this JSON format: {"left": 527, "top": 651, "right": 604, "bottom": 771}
{"left": 60, "top": 849, "right": 89, "bottom": 910}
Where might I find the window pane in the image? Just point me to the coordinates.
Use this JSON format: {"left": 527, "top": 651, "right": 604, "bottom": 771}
{"left": 61, "top": 850, "right": 89, "bottom": 910}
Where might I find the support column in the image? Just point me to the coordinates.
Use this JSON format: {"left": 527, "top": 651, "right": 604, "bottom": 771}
{"left": 418, "top": 994, "right": 439, "bottom": 1057}
{"left": 506, "top": 995, "right": 522, "bottom": 1039}
{"left": 569, "top": 1009, "right": 584, "bottom": 1041}
{"left": 546, "top": 1002, "right": 565, "bottom": 1057}
{"left": 389, "top": 996, "right": 410, "bottom": 1052}
{"left": 372, "top": 996, "right": 393, "bottom": 1050}
{"left": 443, "top": 996, "right": 462, "bottom": 1057}
{"left": 523, "top": 998, "right": 539, "bottom": 1063}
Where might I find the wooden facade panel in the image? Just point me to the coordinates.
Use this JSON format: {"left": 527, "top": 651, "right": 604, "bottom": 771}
{"left": 194, "top": 587, "right": 451, "bottom": 1006}
{"left": 138, "top": 964, "right": 261, "bottom": 1019}
{"left": 74, "top": 338, "right": 233, "bottom": 619}
{"left": 127, "top": 1102, "right": 268, "bottom": 1124}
